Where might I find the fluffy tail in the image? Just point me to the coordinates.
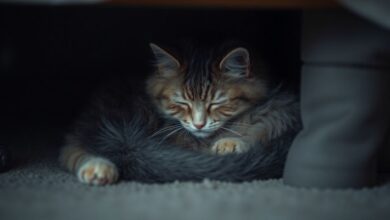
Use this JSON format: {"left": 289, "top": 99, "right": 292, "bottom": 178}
{"left": 85, "top": 116, "right": 297, "bottom": 183}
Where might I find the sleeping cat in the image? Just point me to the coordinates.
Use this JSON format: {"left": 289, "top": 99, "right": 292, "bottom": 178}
{"left": 59, "top": 43, "right": 301, "bottom": 185}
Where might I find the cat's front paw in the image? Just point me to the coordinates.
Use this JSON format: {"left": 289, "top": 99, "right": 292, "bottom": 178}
{"left": 211, "top": 138, "right": 249, "bottom": 155}
{"left": 77, "top": 158, "right": 119, "bottom": 186}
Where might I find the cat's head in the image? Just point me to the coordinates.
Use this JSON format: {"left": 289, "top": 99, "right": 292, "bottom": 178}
{"left": 147, "top": 43, "right": 267, "bottom": 138}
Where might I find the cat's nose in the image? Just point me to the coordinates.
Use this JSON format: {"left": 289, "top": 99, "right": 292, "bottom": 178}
{"left": 194, "top": 123, "right": 205, "bottom": 129}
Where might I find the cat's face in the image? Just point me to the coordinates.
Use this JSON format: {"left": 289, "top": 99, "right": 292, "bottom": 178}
{"left": 147, "top": 43, "right": 267, "bottom": 138}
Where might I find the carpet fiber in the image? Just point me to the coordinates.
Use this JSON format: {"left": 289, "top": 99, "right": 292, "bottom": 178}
{"left": 1, "top": 157, "right": 390, "bottom": 220}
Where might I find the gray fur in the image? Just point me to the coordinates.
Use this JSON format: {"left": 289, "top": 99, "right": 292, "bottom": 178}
{"left": 69, "top": 84, "right": 301, "bottom": 183}
{"left": 248, "top": 91, "right": 301, "bottom": 141}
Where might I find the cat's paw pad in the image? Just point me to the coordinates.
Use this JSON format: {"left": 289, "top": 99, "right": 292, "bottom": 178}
{"left": 77, "top": 158, "right": 119, "bottom": 186}
{"left": 211, "top": 138, "right": 249, "bottom": 155}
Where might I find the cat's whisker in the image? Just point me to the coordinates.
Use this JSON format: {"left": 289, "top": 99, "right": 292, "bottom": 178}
{"left": 149, "top": 125, "right": 182, "bottom": 138}
{"left": 224, "top": 123, "right": 251, "bottom": 129}
{"left": 159, "top": 127, "right": 183, "bottom": 144}
{"left": 224, "top": 125, "right": 250, "bottom": 129}
{"left": 225, "top": 122, "right": 252, "bottom": 127}
{"left": 208, "top": 124, "right": 221, "bottom": 129}
{"left": 150, "top": 126, "right": 176, "bottom": 135}
{"left": 220, "top": 127, "right": 243, "bottom": 137}
{"left": 149, "top": 128, "right": 174, "bottom": 138}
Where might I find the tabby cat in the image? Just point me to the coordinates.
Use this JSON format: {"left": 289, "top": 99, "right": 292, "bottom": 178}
{"left": 59, "top": 43, "right": 300, "bottom": 185}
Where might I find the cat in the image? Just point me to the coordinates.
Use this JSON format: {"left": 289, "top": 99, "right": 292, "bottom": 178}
{"left": 59, "top": 43, "right": 301, "bottom": 185}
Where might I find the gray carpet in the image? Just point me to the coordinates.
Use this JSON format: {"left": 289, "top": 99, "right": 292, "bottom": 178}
{"left": 1, "top": 157, "right": 390, "bottom": 220}
{"left": 0, "top": 129, "right": 389, "bottom": 220}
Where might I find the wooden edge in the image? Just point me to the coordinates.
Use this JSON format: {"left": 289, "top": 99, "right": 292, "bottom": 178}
{"left": 105, "top": 0, "right": 340, "bottom": 9}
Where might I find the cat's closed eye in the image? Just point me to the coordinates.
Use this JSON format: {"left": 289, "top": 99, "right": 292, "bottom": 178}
{"left": 175, "top": 101, "right": 189, "bottom": 106}
{"left": 210, "top": 100, "right": 227, "bottom": 106}
{"left": 208, "top": 101, "right": 227, "bottom": 111}
{"left": 167, "top": 104, "right": 176, "bottom": 109}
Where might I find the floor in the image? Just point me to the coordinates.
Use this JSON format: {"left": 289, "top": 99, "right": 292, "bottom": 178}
{"left": 1, "top": 130, "right": 390, "bottom": 220}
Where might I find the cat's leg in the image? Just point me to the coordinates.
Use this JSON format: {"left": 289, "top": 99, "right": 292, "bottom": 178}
{"left": 59, "top": 142, "right": 119, "bottom": 186}
{"left": 210, "top": 121, "right": 274, "bottom": 155}
{"left": 211, "top": 137, "right": 250, "bottom": 155}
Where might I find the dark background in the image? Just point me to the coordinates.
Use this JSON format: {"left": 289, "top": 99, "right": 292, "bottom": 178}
{"left": 0, "top": 4, "right": 301, "bottom": 157}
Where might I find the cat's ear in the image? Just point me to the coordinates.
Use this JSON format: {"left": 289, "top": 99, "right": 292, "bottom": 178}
{"left": 219, "top": 47, "right": 251, "bottom": 78}
{"left": 150, "top": 43, "right": 180, "bottom": 76}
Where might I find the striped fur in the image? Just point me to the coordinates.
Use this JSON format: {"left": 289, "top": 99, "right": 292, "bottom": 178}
{"left": 147, "top": 44, "right": 267, "bottom": 140}
{"left": 59, "top": 43, "right": 301, "bottom": 185}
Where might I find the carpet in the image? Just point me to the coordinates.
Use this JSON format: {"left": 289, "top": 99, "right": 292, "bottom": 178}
{"left": 1, "top": 159, "right": 390, "bottom": 220}
{"left": 1, "top": 129, "right": 390, "bottom": 220}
